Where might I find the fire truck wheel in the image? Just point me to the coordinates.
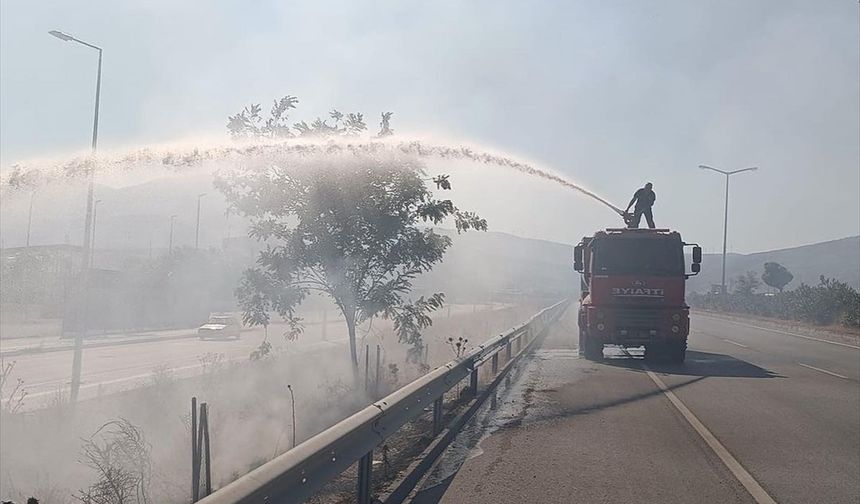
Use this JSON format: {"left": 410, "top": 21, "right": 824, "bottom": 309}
{"left": 667, "top": 340, "right": 687, "bottom": 364}
{"left": 583, "top": 334, "right": 603, "bottom": 361}
{"left": 644, "top": 343, "right": 664, "bottom": 362}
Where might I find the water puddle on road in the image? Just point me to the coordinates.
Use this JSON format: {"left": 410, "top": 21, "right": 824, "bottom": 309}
{"left": 420, "top": 347, "right": 585, "bottom": 490}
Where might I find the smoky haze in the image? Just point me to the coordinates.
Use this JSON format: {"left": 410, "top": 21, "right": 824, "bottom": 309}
{"left": 0, "top": 144, "right": 579, "bottom": 500}
{"left": 0, "top": 1, "right": 858, "bottom": 502}
{"left": 1, "top": 0, "right": 858, "bottom": 252}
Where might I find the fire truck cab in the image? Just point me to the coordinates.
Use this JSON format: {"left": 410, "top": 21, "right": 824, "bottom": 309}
{"left": 574, "top": 228, "right": 702, "bottom": 363}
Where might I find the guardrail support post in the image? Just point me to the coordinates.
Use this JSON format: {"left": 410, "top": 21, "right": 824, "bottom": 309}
{"left": 470, "top": 367, "right": 479, "bottom": 397}
{"left": 364, "top": 345, "right": 370, "bottom": 392}
{"left": 506, "top": 339, "right": 512, "bottom": 361}
{"left": 491, "top": 353, "right": 499, "bottom": 374}
{"left": 357, "top": 450, "right": 373, "bottom": 504}
{"left": 432, "top": 397, "right": 444, "bottom": 435}
{"left": 191, "top": 397, "right": 199, "bottom": 502}
{"left": 375, "top": 345, "right": 381, "bottom": 398}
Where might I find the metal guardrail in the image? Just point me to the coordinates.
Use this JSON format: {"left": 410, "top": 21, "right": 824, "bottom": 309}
{"left": 198, "top": 299, "right": 570, "bottom": 504}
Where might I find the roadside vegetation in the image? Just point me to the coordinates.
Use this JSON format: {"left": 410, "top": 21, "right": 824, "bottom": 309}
{"left": 0, "top": 305, "right": 526, "bottom": 503}
{"left": 2, "top": 95, "right": 502, "bottom": 502}
{"left": 220, "top": 94, "right": 487, "bottom": 372}
{"left": 689, "top": 264, "right": 860, "bottom": 329}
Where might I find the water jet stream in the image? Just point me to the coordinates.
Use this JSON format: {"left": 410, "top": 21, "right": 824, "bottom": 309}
{"left": 1, "top": 138, "right": 624, "bottom": 216}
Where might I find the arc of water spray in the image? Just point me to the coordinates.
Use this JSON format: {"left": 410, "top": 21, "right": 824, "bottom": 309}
{"left": 1, "top": 139, "right": 626, "bottom": 217}
{"left": 391, "top": 141, "right": 626, "bottom": 216}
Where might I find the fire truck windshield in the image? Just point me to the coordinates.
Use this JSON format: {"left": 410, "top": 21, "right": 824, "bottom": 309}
{"left": 592, "top": 237, "right": 684, "bottom": 276}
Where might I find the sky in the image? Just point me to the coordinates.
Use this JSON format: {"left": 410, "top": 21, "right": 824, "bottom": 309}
{"left": 1, "top": 0, "right": 858, "bottom": 254}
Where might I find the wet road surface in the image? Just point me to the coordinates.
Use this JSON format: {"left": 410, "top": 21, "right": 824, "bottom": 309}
{"left": 415, "top": 312, "right": 860, "bottom": 504}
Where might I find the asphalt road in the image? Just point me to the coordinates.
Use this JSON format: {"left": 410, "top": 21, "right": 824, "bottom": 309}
{"left": 1, "top": 304, "right": 508, "bottom": 407}
{"left": 416, "top": 312, "right": 860, "bottom": 504}
{"left": 3, "top": 320, "right": 350, "bottom": 406}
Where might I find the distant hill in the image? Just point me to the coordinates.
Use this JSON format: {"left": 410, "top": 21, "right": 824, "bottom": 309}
{"left": 4, "top": 175, "right": 855, "bottom": 297}
{"left": 687, "top": 236, "right": 860, "bottom": 292}
{"left": 418, "top": 232, "right": 860, "bottom": 301}
{"left": 414, "top": 230, "right": 577, "bottom": 303}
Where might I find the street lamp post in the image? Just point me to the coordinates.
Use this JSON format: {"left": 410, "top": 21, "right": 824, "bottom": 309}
{"left": 50, "top": 29, "right": 103, "bottom": 404}
{"left": 21, "top": 191, "right": 36, "bottom": 321}
{"left": 25, "top": 191, "right": 35, "bottom": 248}
{"left": 169, "top": 214, "right": 178, "bottom": 254}
{"left": 90, "top": 199, "right": 102, "bottom": 269}
{"left": 195, "top": 193, "right": 206, "bottom": 250}
{"left": 698, "top": 165, "right": 758, "bottom": 295}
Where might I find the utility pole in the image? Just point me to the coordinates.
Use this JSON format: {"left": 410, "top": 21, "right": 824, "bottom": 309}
{"left": 225, "top": 209, "right": 232, "bottom": 242}
{"left": 21, "top": 191, "right": 36, "bottom": 321}
{"left": 698, "top": 165, "right": 758, "bottom": 295}
{"left": 89, "top": 199, "right": 102, "bottom": 269}
{"left": 195, "top": 193, "right": 206, "bottom": 250}
{"left": 25, "top": 191, "right": 35, "bottom": 247}
{"left": 169, "top": 214, "right": 177, "bottom": 254}
{"left": 50, "top": 29, "right": 103, "bottom": 404}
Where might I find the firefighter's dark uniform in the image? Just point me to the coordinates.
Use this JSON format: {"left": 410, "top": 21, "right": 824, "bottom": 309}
{"left": 629, "top": 187, "right": 656, "bottom": 228}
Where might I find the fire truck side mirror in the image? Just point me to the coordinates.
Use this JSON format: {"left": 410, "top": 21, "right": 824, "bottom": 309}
{"left": 692, "top": 246, "right": 702, "bottom": 264}
{"left": 573, "top": 245, "right": 584, "bottom": 272}
{"left": 691, "top": 263, "right": 701, "bottom": 273}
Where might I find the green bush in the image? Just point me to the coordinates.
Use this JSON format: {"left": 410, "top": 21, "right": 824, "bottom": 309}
{"left": 689, "top": 276, "right": 860, "bottom": 329}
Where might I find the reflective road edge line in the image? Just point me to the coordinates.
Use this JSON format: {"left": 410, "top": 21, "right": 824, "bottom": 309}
{"left": 796, "top": 362, "right": 849, "bottom": 380}
{"left": 645, "top": 369, "right": 778, "bottom": 504}
{"left": 696, "top": 314, "right": 860, "bottom": 350}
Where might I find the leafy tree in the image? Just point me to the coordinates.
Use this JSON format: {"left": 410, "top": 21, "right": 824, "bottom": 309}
{"left": 734, "top": 271, "right": 761, "bottom": 296}
{"left": 220, "top": 96, "right": 487, "bottom": 371}
{"left": 761, "top": 262, "right": 793, "bottom": 292}
{"left": 226, "top": 94, "right": 385, "bottom": 140}
{"left": 227, "top": 96, "right": 299, "bottom": 139}
{"left": 378, "top": 112, "right": 394, "bottom": 137}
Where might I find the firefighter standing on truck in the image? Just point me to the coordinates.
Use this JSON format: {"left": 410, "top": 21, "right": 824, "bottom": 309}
{"left": 625, "top": 182, "right": 656, "bottom": 228}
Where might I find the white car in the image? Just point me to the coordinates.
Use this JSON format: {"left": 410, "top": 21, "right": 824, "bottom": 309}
{"left": 198, "top": 314, "right": 242, "bottom": 340}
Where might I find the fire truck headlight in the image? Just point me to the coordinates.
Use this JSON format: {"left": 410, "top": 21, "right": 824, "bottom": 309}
{"left": 671, "top": 325, "right": 680, "bottom": 333}
{"left": 672, "top": 313, "right": 681, "bottom": 322}
{"left": 597, "top": 323, "right": 605, "bottom": 331}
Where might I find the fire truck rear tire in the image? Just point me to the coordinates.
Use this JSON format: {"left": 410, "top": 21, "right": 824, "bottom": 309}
{"left": 645, "top": 341, "right": 686, "bottom": 363}
{"left": 667, "top": 340, "right": 687, "bottom": 364}
{"left": 644, "top": 343, "right": 659, "bottom": 362}
{"left": 583, "top": 333, "right": 603, "bottom": 361}
{"left": 578, "top": 328, "right": 586, "bottom": 355}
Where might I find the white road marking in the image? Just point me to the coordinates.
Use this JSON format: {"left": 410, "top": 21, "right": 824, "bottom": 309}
{"left": 645, "top": 368, "right": 778, "bottom": 504}
{"left": 10, "top": 337, "right": 354, "bottom": 405}
{"left": 18, "top": 361, "right": 220, "bottom": 402}
{"left": 697, "top": 315, "right": 860, "bottom": 350}
{"left": 535, "top": 349, "right": 580, "bottom": 359}
{"left": 722, "top": 339, "right": 749, "bottom": 349}
{"left": 796, "top": 362, "right": 849, "bottom": 380}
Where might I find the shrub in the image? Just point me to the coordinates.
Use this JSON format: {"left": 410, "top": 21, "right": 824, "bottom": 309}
{"left": 689, "top": 276, "right": 860, "bottom": 329}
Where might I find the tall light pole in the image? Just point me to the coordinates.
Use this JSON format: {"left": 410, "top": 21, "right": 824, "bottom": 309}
{"left": 698, "top": 165, "right": 758, "bottom": 295}
{"left": 50, "top": 29, "right": 102, "bottom": 264}
{"left": 50, "top": 29, "right": 103, "bottom": 404}
{"left": 195, "top": 193, "right": 206, "bottom": 250}
{"left": 25, "top": 191, "right": 35, "bottom": 248}
{"left": 22, "top": 191, "right": 36, "bottom": 321}
{"left": 169, "top": 214, "right": 177, "bottom": 254}
{"left": 90, "top": 199, "right": 102, "bottom": 269}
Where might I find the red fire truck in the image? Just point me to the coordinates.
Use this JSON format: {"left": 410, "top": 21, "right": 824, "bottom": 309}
{"left": 574, "top": 228, "right": 702, "bottom": 363}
